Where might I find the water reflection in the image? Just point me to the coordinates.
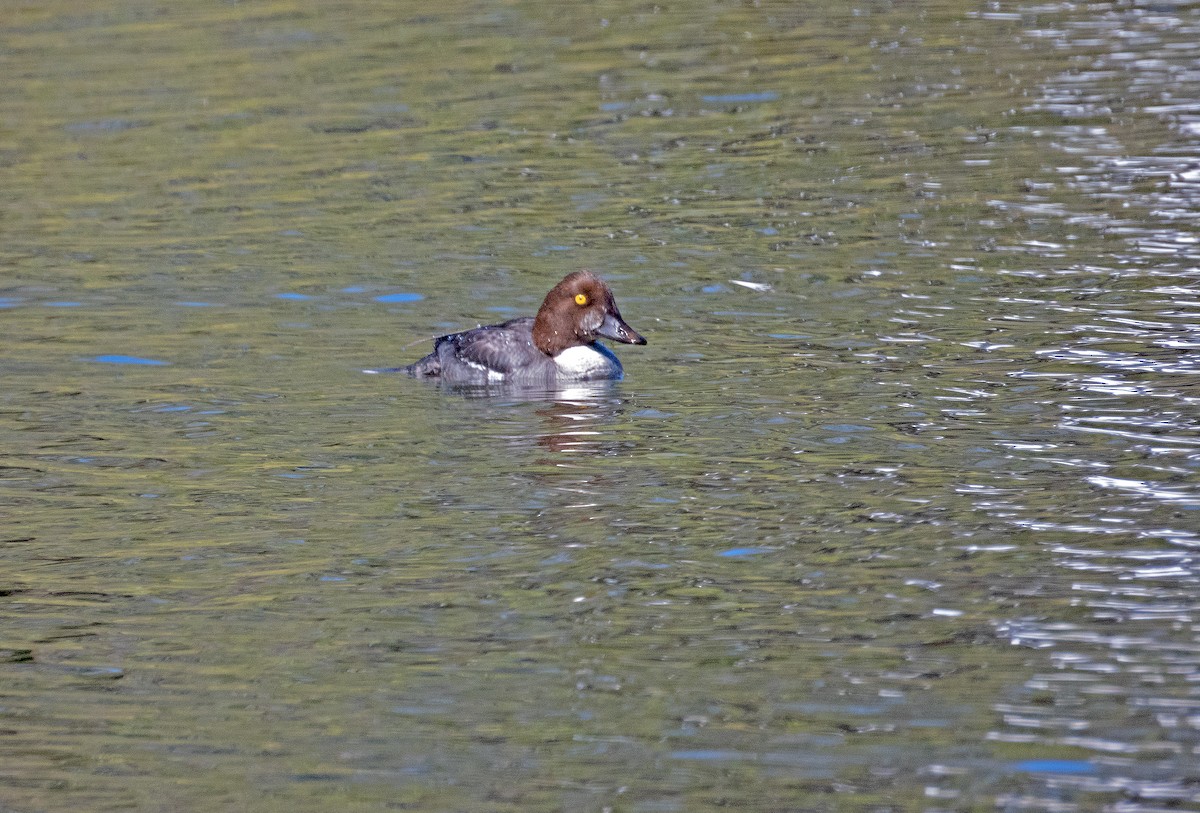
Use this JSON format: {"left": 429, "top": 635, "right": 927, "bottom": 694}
{"left": 405, "top": 377, "right": 625, "bottom": 406}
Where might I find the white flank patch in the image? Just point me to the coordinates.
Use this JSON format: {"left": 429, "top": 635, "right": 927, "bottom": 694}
{"left": 554, "top": 345, "right": 620, "bottom": 380}
{"left": 463, "top": 359, "right": 506, "bottom": 383}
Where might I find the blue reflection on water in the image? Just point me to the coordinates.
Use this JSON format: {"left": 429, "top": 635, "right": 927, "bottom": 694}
{"left": 1013, "top": 760, "right": 1097, "bottom": 775}
{"left": 701, "top": 91, "right": 779, "bottom": 103}
{"left": 374, "top": 292, "right": 424, "bottom": 303}
{"left": 90, "top": 355, "right": 170, "bottom": 366}
{"left": 720, "top": 547, "right": 771, "bottom": 558}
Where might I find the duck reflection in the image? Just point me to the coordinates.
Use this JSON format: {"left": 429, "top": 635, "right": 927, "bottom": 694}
{"left": 438, "top": 379, "right": 631, "bottom": 455}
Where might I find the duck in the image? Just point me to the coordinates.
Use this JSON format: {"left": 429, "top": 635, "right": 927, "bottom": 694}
{"left": 393, "top": 270, "right": 646, "bottom": 385}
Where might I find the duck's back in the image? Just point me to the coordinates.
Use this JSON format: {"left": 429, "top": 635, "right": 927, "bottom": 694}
{"left": 403, "top": 317, "right": 558, "bottom": 385}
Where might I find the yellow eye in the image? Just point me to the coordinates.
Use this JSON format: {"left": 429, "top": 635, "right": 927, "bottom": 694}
{"left": 574, "top": 293, "right": 588, "bottom": 306}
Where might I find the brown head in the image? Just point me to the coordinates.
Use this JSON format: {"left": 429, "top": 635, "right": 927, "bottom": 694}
{"left": 531, "top": 270, "right": 647, "bottom": 356}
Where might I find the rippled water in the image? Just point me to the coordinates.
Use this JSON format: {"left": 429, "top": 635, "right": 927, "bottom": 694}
{"left": 2, "top": 0, "right": 1199, "bottom": 810}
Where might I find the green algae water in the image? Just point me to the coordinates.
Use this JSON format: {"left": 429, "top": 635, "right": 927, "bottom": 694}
{"left": 3, "top": 1, "right": 1199, "bottom": 810}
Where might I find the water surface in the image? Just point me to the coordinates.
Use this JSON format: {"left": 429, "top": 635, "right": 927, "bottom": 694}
{"left": 2, "top": 1, "right": 1198, "bottom": 810}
